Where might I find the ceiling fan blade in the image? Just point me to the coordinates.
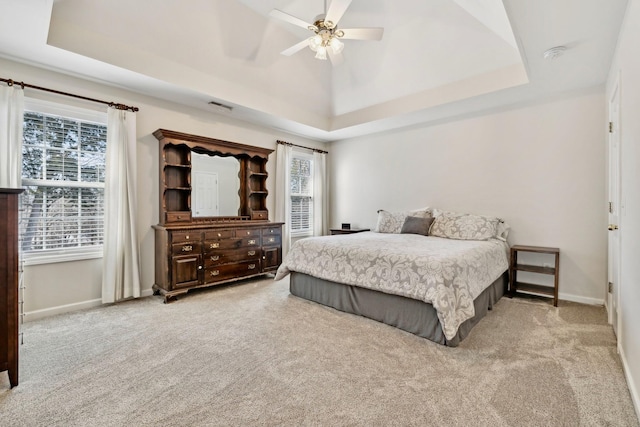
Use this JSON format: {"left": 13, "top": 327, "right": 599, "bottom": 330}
{"left": 281, "top": 39, "right": 311, "bottom": 56}
{"left": 324, "top": 0, "right": 352, "bottom": 28}
{"left": 339, "top": 27, "right": 384, "bottom": 41}
{"left": 270, "top": 9, "right": 316, "bottom": 31}
{"left": 328, "top": 50, "right": 344, "bottom": 67}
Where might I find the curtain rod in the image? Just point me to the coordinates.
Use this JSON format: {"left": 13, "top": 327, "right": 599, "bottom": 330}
{"left": 0, "top": 77, "right": 139, "bottom": 112}
{"left": 277, "top": 140, "right": 328, "bottom": 154}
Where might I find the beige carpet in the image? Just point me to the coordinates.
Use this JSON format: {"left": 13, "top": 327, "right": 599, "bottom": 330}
{"left": 0, "top": 276, "right": 638, "bottom": 426}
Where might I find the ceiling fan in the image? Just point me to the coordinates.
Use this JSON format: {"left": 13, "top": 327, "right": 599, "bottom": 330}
{"left": 269, "top": 0, "right": 384, "bottom": 66}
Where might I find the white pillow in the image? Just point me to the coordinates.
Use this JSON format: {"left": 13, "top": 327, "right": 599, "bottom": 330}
{"left": 375, "top": 207, "right": 432, "bottom": 233}
{"left": 429, "top": 210, "right": 500, "bottom": 240}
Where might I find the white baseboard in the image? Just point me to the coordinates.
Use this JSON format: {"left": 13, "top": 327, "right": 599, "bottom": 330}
{"left": 619, "top": 344, "right": 640, "bottom": 421}
{"left": 25, "top": 298, "right": 103, "bottom": 322}
{"left": 558, "top": 292, "right": 604, "bottom": 306}
{"left": 25, "top": 288, "right": 154, "bottom": 322}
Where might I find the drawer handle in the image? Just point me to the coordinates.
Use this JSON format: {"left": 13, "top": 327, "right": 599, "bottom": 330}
{"left": 248, "top": 250, "right": 256, "bottom": 256}
{"left": 270, "top": 229, "right": 274, "bottom": 233}
{"left": 268, "top": 237, "right": 275, "bottom": 243}
{"left": 210, "top": 270, "right": 220, "bottom": 276}
{"left": 185, "top": 235, "right": 189, "bottom": 240}
{"left": 210, "top": 243, "right": 220, "bottom": 249}
{"left": 248, "top": 239, "right": 256, "bottom": 245}
{"left": 210, "top": 255, "right": 220, "bottom": 261}
{"left": 182, "top": 245, "right": 193, "bottom": 252}
{"left": 177, "top": 216, "right": 182, "bottom": 220}
{"left": 217, "top": 232, "right": 222, "bottom": 237}
{"left": 248, "top": 264, "right": 256, "bottom": 270}
{"left": 246, "top": 231, "right": 251, "bottom": 235}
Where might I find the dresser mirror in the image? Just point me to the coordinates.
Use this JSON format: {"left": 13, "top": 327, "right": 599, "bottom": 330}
{"left": 191, "top": 152, "right": 240, "bottom": 217}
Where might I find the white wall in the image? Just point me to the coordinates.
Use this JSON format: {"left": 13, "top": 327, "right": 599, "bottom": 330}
{"left": 331, "top": 90, "right": 607, "bottom": 304}
{"left": 606, "top": 0, "right": 640, "bottom": 417}
{"left": 0, "top": 57, "right": 328, "bottom": 319}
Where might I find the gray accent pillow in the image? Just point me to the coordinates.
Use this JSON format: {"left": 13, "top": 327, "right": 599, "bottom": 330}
{"left": 400, "top": 216, "right": 435, "bottom": 236}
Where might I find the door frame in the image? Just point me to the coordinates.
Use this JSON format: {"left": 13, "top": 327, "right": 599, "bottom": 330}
{"left": 607, "top": 74, "right": 622, "bottom": 338}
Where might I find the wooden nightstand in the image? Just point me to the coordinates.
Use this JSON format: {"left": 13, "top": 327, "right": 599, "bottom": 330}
{"left": 330, "top": 228, "right": 370, "bottom": 235}
{"left": 510, "top": 245, "right": 560, "bottom": 306}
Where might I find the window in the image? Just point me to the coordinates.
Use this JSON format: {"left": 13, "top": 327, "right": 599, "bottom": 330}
{"left": 20, "top": 99, "right": 108, "bottom": 265}
{"left": 290, "top": 152, "right": 313, "bottom": 236}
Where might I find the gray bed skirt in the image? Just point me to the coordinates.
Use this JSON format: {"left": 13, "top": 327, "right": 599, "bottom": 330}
{"left": 289, "top": 271, "right": 508, "bottom": 347}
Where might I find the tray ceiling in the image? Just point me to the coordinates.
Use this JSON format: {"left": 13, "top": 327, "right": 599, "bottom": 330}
{"left": 0, "top": 0, "right": 629, "bottom": 141}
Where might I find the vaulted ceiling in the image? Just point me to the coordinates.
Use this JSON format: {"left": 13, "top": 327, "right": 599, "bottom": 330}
{"left": 0, "top": 0, "right": 629, "bottom": 141}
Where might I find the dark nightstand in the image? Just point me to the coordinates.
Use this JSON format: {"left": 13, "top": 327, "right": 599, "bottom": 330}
{"left": 510, "top": 245, "right": 560, "bottom": 306}
{"left": 330, "top": 228, "right": 370, "bottom": 235}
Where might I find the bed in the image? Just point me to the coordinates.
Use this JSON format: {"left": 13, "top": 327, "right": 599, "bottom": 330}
{"left": 274, "top": 211, "right": 510, "bottom": 346}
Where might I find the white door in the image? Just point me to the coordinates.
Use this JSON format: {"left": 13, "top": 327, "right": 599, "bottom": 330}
{"left": 607, "top": 80, "right": 621, "bottom": 336}
{"left": 192, "top": 170, "right": 219, "bottom": 217}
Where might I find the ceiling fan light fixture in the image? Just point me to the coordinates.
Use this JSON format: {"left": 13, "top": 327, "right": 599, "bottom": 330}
{"left": 308, "top": 35, "right": 322, "bottom": 52}
{"left": 329, "top": 37, "right": 344, "bottom": 55}
{"left": 315, "top": 45, "right": 328, "bottom": 60}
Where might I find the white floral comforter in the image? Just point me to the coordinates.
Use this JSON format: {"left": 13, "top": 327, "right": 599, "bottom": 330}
{"left": 275, "top": 232, "right": 509, "bottom": 340}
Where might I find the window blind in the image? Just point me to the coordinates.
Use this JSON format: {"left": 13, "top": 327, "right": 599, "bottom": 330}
{"left": 290, "top": 156, "right": 313, "bottom": 234}
{"left": 20, "top": 110, "right": 106, "bottom": 253}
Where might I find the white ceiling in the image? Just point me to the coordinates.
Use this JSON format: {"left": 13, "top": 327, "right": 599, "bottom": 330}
{"left": 0, "top": 0, "right": 629, "bottom": 141}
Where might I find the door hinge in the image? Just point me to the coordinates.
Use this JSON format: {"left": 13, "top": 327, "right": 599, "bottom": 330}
{"left": 609, "top": 202, "right": 613, "bottom": 213}
{"left": 608, "top": 282, "right": 613, "bottom": 293}
{"left": 609, "top": 122, "right": 613, "bottom": 133}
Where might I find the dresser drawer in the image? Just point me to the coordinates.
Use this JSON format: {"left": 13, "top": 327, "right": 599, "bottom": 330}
{"left": 204, "top": 229, "right": 234, "bottom": 240}
{"left": 204, "top": 237, "right": 261, "bottom": 252}
{"left": 205, "top": 248, "right": 260, "bottom": 267}
{"left": 171, "top": 230, "right": 199, "bottom": 243}
{"left": 204, "top": 261, "right": 260, "bottom": 284}
{"left": 262, "top": 226, "right": 282, "bottom": 236}
{"left": 171, "top": 242, "right": 201, "bottom": 256}
{"left": 236, "top": 228, "right": 261, "bottom": 237}
{"left": 251, "top": 210, "right": 268, "bottom": 220}
{"left": 166, "top": 211, "right": 191, "bottom": 223}
{"left": 262, "top": 234, "right": 281, "bottom": 246}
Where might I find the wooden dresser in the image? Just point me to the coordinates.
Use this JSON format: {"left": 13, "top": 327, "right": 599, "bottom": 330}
{"left": 0, "top": 188, "right": 23, "bottom": 388}
{"left": 152, "top": 130, "right": 283, "bottom": 302}
{"left": 153, "top": 223, "right": 282, "bottom": 301}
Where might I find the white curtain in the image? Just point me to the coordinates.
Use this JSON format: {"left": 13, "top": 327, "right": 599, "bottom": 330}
{"left": 275, "top": 144, "right": 292, "bottom": 257}
{"left": 102, "top": 108, "right": 141, "bottom": 303}
{"left": 0, "top": 84, "right": 24, "bottom": 188}
{"left": 313, "top": 151, "right": 328, "bottom": 236}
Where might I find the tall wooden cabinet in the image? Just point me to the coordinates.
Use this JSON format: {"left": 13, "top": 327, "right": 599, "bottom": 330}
{"left": 0, "top": 188, "right": 23, "bottom": 388}
{"left": 152, "top": 130, "right": 283, "bottom": 302}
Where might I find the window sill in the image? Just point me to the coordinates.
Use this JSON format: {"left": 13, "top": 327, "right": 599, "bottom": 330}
{"left": 22, "top": 247, "right": 103, "bottom": 266}
{"left": 291, "top": 231, "right": 313, "bottom": 238}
